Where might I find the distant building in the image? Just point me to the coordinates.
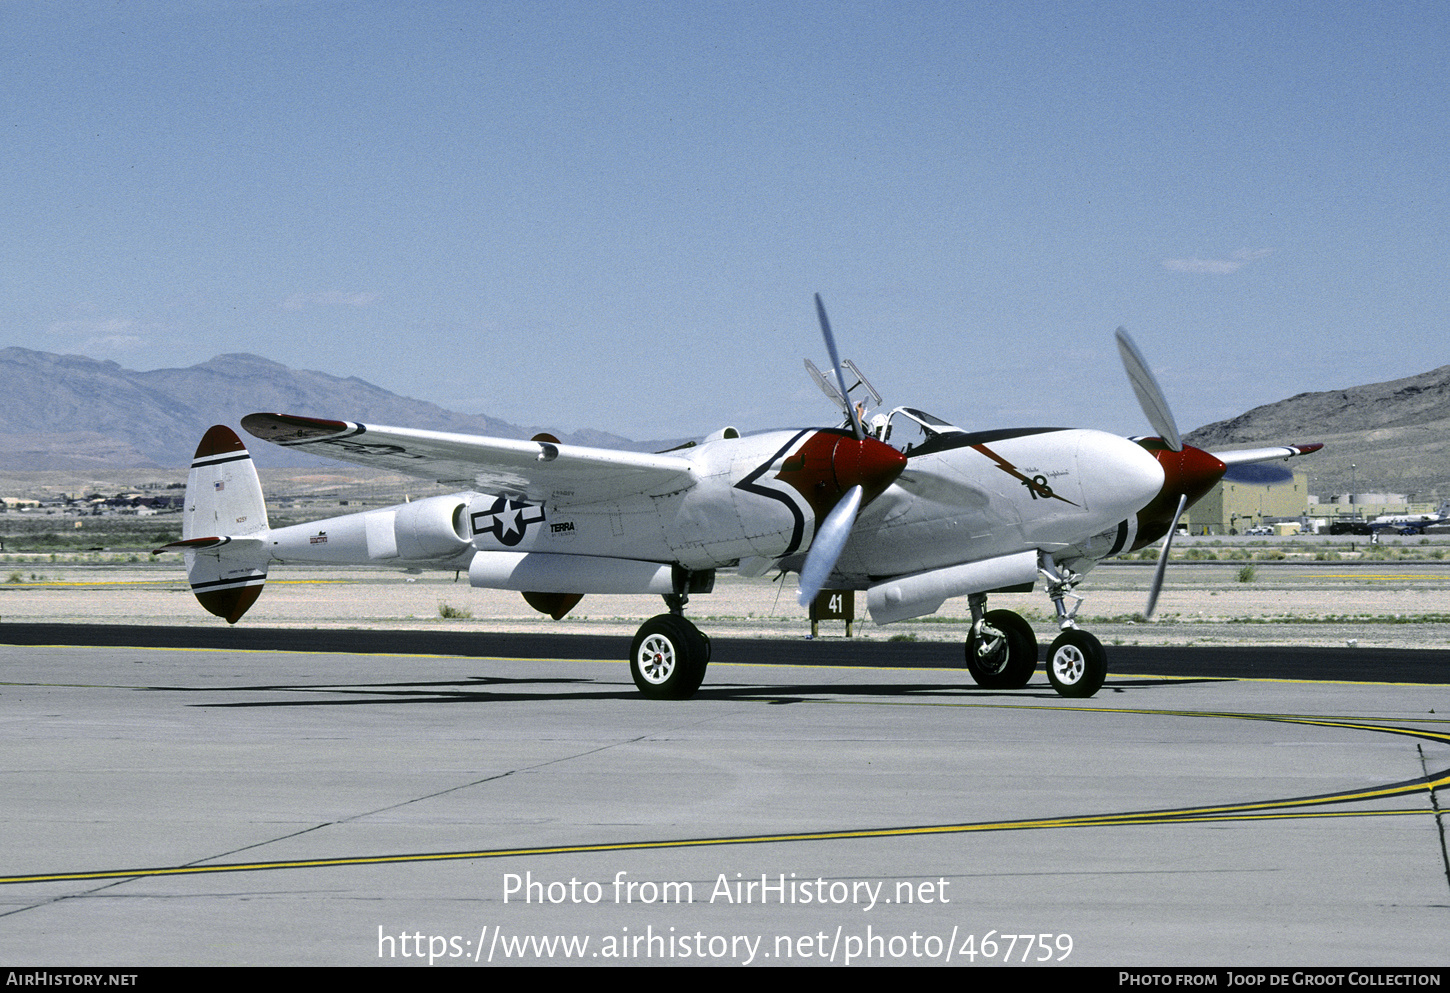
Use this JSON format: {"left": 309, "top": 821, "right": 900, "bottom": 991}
{"left": 1183, "top": 473, "right": 1445, "bottom": 534}
{"left": 1325, "top": 492, "right": 1406, "bottom": 506}
{"left": 1316, "top": 493, "right": 1442, "bottom": 520}
{"left": 1183, "top": 472, "right": 1312, "bottom": 534}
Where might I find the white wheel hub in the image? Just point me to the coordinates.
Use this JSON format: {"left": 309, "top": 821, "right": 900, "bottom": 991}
{"left": 1052, "top": 645, "right": 1085, "bottom": 684}
{"left": 638, "top": 634, "right": 676, "bottom": 684}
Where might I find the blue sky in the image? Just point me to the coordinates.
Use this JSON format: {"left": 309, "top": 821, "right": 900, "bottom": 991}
{"left": 5, "top": 1, "right": 1447, "bottom": 441}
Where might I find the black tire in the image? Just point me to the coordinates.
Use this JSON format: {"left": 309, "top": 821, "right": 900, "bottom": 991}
{"left": 629, "top": 614, "right": 708, "bottom": 699}
{"left": 965, "top": 609, "right": 1038, "bottom": 689}
{"left": 1046, "top": 629, "right": 1107, "bottom": 698}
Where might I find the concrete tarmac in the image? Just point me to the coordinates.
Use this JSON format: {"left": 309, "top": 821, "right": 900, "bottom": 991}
{"left": 0, "top": 637, "right": 1447, "bottom": 967}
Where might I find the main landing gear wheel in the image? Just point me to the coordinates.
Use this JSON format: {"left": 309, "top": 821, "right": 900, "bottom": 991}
{"left": 630, "top": 614, "right": 709, "bottom": 699}
{"left": 1046, "top": 629, "right": 1107, "bottom": 698}
{"left": 965, "top": 609, "right": 1038, "bottom": 689}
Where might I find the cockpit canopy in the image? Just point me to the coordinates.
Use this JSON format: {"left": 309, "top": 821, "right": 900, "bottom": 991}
{"left": 869, "top": 407, "right": 964, "bottom": 454}
{"left": 804, "top": 355, "right": 964, "bottom": 454}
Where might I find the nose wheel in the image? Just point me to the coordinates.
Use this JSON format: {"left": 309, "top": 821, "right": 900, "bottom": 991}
{"left": 1046, "top": 629, "right": 1107, "bottom": 698}
{"left": 966, "top": 584, "right": 1108, "bottom": 698}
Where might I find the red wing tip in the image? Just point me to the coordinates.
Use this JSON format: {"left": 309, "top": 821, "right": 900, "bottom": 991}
{"left": 241, "top": 412, "right": 353, "bottom": 443}
{"left": 1297, "top": 443, "right": 1324, "bottom": 455}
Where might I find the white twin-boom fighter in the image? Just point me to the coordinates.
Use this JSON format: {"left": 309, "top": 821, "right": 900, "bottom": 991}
{"left": 161, "top": 298, "right": 1321, "bottom": 699}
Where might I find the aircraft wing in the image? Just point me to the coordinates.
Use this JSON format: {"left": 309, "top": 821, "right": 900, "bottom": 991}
{"left": 241, "top": 413, "right": 697, "bottom": 505}
{"left": 1210, "top": 443, "right": 1323, "bottom": 466}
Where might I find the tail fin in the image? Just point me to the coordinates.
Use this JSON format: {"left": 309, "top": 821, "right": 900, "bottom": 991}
{"left": 159, "top": 425, "right": 271, "bottom": 624}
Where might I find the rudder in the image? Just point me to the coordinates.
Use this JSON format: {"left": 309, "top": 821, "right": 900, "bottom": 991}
{"left": 165, "top": 425, "right": 272, "bottom": 623}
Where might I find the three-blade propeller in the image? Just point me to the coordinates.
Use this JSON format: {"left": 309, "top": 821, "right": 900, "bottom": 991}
{"left": 795, "top": 296, "right": 904, "bottom": 606}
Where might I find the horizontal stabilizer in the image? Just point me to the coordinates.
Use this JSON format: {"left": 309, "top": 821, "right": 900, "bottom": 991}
{"left": 154, "top": 536, "right": 266, "bottom": 554}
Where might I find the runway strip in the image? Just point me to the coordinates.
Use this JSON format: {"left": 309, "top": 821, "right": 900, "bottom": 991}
{"left": 3, "top": 702, "right": 1447, "bottom": 888}
{"left": 2, "top": 633, "right": 1447, "bottom": 964}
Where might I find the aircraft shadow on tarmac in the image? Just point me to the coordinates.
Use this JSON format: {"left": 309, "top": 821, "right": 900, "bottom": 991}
{"left": 169, "top": 673, "right": 1236, "bottom": 708}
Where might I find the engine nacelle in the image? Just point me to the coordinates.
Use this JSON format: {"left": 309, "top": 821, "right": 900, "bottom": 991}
{"left": 866, "top": 550, "right": 1039, "bottom": 625}
{"left": 391, "top": 495, "right": 472, "bottom": 559}
{"left": 269, "top": 493, "right": 472, "bottom": 564}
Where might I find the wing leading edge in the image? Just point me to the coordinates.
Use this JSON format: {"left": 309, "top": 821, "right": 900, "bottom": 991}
{"left": 241, "top": 413, "right": 697, "bottom": 505}
{"left": 1210, "top": 443, "right": 1323, "bottom": 467}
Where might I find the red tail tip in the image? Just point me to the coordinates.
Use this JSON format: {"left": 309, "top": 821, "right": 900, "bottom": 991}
{"left": 194, "top": 425, "right": 246, "bottom": 460}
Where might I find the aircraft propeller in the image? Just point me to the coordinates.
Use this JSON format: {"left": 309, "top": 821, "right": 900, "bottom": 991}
{"left": 1116, "top": 328, "right": 1182, "bottom": 453}
{"left": 796, "top": 481, "right": 864, "bottom": 608}
{"left": 815, "top": 294, "right": 865, "bottom": 441}
{"left": 1114, "top": 329, "right": 1214, "bottom": 619}
{"left": 1143, "top": 493, "right": 1186, "bottom": 619}
{"left": 795, "top": 295, "right": 905, "bottom": 606}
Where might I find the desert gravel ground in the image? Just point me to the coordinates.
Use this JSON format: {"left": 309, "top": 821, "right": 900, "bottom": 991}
{"left": 2, "top": 555, "right": 1447, "bottom": 650}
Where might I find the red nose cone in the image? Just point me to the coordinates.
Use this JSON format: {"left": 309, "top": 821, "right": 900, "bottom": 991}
{"left": 1132, "top": 440, "right": 1227, "bottom": 546}
{"left": 833, "top": 435, "right": 909, "bottom": 502}
{"left": 775, "top": 431, "right": 908, "bottom": 520}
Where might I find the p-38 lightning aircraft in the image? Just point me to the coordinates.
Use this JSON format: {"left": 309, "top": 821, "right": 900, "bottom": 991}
{"left": 162, "top": 297, "right": 1320, "bottom": 699}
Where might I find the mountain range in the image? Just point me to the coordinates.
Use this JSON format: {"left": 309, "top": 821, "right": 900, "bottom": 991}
{"left": 4, "top": 347, "right": 1447, "bottom": 499}
{"left": 1185, "top": 364, "right": 1450, "bottom": 500}
{"left": 0, "top": 347, "right": 649, "bottom": 472}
